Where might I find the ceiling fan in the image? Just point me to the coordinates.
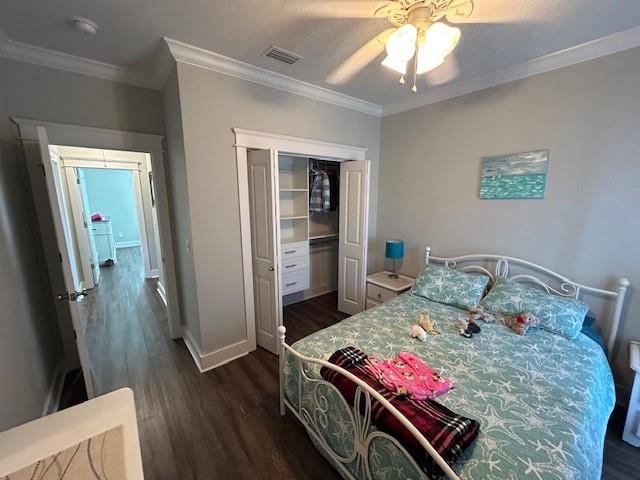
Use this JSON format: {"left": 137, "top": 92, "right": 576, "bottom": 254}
{"left": 326, "top": 0, "right": 476, "bottom": 92}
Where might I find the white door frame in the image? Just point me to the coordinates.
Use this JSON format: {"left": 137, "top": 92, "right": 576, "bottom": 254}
{"left": 232, "top": 128, "right": 368, "bottom": 353}
{"left": 59, "top": 153, "right": 156, "bottom": 280}
{"left": 13, "top": 117, "right": 182, "bottom": 340}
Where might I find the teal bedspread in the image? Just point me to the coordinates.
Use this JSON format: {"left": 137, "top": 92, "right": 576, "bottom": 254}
{"left": 284, "top": 293, "right": 615, "bottom": 479}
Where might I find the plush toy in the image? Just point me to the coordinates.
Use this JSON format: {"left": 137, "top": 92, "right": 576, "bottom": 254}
{"left": 468, "top": 306, "right": 495, "bottom": 323}
{"left": 505, "top": 312, "right": 539, "bottom": 335}
{"left": 410, "top": 324, "right": 428, "bottom": 342}
{"left": 457, "top": 318, "right": 481, "bottom": 338}
{"left": 417, "top": 313, "right": 441, "bottom": 335}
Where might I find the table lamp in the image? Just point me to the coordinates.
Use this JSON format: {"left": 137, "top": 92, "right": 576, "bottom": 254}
{"left": 385, "top": 239, "right": 404, "bottom": 279}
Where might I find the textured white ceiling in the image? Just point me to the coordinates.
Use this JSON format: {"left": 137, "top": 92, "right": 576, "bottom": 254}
{"left": 2, "top": 0, "right": 640, "bottom": 106}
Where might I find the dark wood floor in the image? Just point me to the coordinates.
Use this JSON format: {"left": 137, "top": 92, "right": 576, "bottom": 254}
{"left": 61, "top": 248, "right": 639, "bottom": 479}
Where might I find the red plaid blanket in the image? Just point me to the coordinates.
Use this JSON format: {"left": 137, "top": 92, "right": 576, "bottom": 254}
{"left": 320, "top": 346, "right": 480, "bottom": 478}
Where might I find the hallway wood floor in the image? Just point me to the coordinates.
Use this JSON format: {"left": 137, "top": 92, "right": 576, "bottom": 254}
{"left": 64, "top": 248, "right": 639, "bottom": 479}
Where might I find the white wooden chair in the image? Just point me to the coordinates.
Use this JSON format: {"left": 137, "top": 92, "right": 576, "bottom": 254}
{"left": 0, "top": 388, "right": 144, "bottom": 479}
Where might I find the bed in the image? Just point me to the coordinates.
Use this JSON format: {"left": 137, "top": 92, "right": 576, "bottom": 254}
{"left": 278, "top": 248, "right": 630, "bottom": 480}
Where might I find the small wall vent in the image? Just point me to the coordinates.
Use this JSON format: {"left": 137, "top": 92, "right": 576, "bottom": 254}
{"left": 262, "top": 45, "right": 303, "bottom": 65}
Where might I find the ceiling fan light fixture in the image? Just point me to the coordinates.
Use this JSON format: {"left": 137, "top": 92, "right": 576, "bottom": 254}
{"left": 381, "top": 55, "right": 407, "bottom": 75}
{"left": 424, "top": 22, "right": 461, "bottom": 58}
{"left": 385, "top": 24, "right": 418, "bottom": 62}
{"left": 416, "top": 46, "right": 444, "bottom": 74}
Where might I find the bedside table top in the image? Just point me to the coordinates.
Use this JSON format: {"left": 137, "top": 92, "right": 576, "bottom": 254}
{"left": 631, "top": 341, "right": 640, "bottom": 373}
{"left": 367, "top": 271, "right": 414, "bottom": 292}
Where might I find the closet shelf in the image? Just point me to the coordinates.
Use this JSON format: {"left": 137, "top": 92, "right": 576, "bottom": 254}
{"left": 309, "top": 233, "right": 338, "bottom": 241}
{"left": 279, "top": 188, "right": 308, "bottom": 192}
{"left": 280, "top": 215, "right": 308, "bottom": 220}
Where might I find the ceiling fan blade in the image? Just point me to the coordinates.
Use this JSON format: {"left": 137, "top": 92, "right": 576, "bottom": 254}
{"left": 447, "top": 0, "right": 546, "bottom": 24}
{"left": 291, "top": 1, "right": 397, "bottom": 19}
{"left": 327, "top": 28, "right": 395, "bottom": 85}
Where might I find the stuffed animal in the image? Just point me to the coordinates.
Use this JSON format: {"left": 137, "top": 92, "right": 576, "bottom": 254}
{"left": 410, "top": 324, "right": 428, "bottom": 342}
{"left": 457, "top": 318, "right": 481, "bottom": 338}
{"left": 468, "top": 306, "right": 495, "bottom": 323}
{"left": 505, "top": 312, "right": 539, "bottom": 335}
{"left": 417, "top": 313, "right": 441, "bottom": 335}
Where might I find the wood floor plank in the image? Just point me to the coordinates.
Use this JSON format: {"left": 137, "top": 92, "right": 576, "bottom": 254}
{"left": 60, "top": 247, "right": 639, "bottom": 479}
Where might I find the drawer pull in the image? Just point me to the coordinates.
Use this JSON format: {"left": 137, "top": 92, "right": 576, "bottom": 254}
{"left": 377, "top": 293, "right": 382, "bottom": 299}
{"left": 284, "top": 250, "right": 296, "bottom": 255}
{"left": 285, "top": 282, "right": 297, "bottom": 287}
{"left": 285, "top": 264, "right": 297, "bottom": 269}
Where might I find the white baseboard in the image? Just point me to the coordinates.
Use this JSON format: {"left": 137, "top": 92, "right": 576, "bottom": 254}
{"left": 42, "top": 362, "right": 66, "bottom": 416}
{"left": 283, "top": 286, "right": 337, "bottom": 307}
{"left": 156, "top": 281, "right": 167, "bottom": 306}
{"left": 115, "top": 241, "right": 141, "bottom": 249}
{"left": 182, "top": 329, "right": 249, "bottom": 373}
{"left": 148, "top": 268, "right": 160, "bottom": 278}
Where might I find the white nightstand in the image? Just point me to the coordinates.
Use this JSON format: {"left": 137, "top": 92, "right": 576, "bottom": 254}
{"left": 623, "top": 340, "right": 640, "bottom": 447}
{"left": 366, "top": 271, "right": 414, "bottom": 309}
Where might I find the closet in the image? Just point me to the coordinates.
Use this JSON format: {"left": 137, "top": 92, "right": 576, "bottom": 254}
{"left": 277, "top": 156, "right": 341, "bottom": 304}
{"left": 246, "top": 146, "right": 369, "bottom": 355}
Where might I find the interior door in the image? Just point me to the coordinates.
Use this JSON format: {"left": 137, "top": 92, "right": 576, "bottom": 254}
{"left": 77, "top": 169, "right": 101, "bottom": 285}
{"left": 35, "top": 127, "right": 97, "bottom": 398}
{"left": 247, "top": 149, "right": 282, "bottom": 354}
{"left": 338, "top": 160, "right": 370, "bottom": 315}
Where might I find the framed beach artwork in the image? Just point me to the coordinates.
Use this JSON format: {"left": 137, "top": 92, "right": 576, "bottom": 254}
{"left": 479, "top": 150, "right": 549, "bottom": 199}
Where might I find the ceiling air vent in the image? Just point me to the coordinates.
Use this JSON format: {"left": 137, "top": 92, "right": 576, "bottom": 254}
{"left": 262, "top": 45, "right": 303, "bottom": 65}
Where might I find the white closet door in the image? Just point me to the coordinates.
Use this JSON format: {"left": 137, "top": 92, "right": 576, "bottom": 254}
{"left": 247, "top": 149, "right": 282, "bottom": 354}
{"left": 338, "top": 160, "right": 370, "bottom": 315}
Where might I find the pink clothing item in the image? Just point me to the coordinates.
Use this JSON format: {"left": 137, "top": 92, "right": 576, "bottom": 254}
{"left": 365, "top": 352, "right": 454, "bottom": 400}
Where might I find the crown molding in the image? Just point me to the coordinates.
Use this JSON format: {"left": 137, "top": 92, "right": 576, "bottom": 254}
{"left": 163, "top": 37, "right": 383, "bottom": 117}
{"left": 383, "top": 25, "right": 640, "bottom": 116}
{"left": 0, "top": 28, "right": 158, "bottom": 90}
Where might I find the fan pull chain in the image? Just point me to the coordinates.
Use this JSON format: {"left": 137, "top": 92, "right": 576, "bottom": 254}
{"left": 411, "top": 56, "right": 418, "bottom": 92}
{"left": 399, "top": 75, "right": 405, "bottom": 84}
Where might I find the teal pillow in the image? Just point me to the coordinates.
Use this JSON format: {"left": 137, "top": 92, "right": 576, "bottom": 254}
{"left": 480, "top": 277, "right": 589, "bottom": 339}
{"left": 411, "top": 264, "right": 490, "bottom": 310}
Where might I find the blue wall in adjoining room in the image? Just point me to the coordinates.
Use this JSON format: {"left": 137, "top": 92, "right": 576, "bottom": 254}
{"left": 81, "top": 168, "right": 140, "bottom": 247}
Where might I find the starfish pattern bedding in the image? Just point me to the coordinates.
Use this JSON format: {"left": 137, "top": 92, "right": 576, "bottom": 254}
{"left": 283, "top": 292, "right": 614, "bottom": 480}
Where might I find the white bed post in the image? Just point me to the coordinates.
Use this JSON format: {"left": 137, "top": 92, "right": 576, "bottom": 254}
{"left": 607, "top": 278, "right": 630, "bottom": 358}
{"left": 278, "top": 325, "right": 287, "bottom": 416}
{"left": 425, "top": 246, "right": 431, "bottom": 266}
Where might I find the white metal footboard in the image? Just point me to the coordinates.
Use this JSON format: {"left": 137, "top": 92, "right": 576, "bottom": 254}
{"left": 277, "top": 326, "right": 461, "bottom": 480}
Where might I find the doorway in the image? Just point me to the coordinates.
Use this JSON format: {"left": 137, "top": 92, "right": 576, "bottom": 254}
{"left": 14, "top": 118, "right": 181, "bottom": 399}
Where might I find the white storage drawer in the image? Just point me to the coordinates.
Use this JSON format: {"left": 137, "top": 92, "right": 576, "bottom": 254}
{"left": 281, "top": 241, "right": 309, "bottom": 262}
{"left": 282, "top": 268, "right": 310, "bottom": 295}
{"left": 367, "top": 283, "right": 397, "bottom": 303}
{"left": 281, "top": 255, "right": 309, "bottom": 274}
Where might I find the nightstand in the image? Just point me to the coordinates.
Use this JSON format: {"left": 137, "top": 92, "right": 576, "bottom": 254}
{"left": 623, "top": 341, "right": 640, "bottom": 447}
{"left": 366, "top": 271, "right": 414, "bottom": 309}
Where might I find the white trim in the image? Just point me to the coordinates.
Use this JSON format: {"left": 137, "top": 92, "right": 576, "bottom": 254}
{"left": 164, "top": 38, "right": 383, "bottom": 117}
{"left": 0, "top": 29, "right": 157, "bottom": 90}
{"left": 282, "top": 287, "right": 337, "bottom": 307}
{"left": 384, "top": 25, "right": 640, "bottom": 116}
{"left": 182, "top": 329, "right": 249, "bottom": 373}
{"left": 156, "top": 281, "right": 167, "bottom": 306}
{"left": 13, "top": 117, "right": 182, "bottom": 341}
{"left": 41, "top": 362, "right": 66, "bottom": 417}
{"left": 115, "top": 240, "right": 141, "bottom": 249}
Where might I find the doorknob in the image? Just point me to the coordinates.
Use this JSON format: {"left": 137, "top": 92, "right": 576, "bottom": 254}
{"left": 268, "top": 266, "right": 275, "bottom": 271}
{"left": 57, "top": 290, "right": 89, "bottom": 302}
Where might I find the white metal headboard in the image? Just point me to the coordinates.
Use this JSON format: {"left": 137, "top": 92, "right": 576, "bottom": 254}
{"left": 425, "top": 246, "right": 630, "bottom": 358}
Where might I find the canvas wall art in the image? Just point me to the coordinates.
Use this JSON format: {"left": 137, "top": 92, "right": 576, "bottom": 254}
{"left": 479, "top": 150, "right": 549, "bottom": 199}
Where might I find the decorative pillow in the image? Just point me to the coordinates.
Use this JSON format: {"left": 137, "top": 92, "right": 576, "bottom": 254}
{"left": 504, "top": 312, "right": 540, "bottom": 336}
{"left": 411, "top": 264, "right": 490, "bottom": 310}
{"left": 480, "top": 277, "right": 589, "bottom": 339}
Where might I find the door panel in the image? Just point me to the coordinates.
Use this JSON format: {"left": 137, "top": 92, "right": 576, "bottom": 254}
{"left": 77, "top": 170, "right": 101, "bottom": 284}
{"left": 247, "top": 149, "right": 281, "bottom": 354}
{"left": 338, "top": 161, "right": 370, "bottom": 315}
{"left": 35, "top": 127, "right": 96, "bottom": 398}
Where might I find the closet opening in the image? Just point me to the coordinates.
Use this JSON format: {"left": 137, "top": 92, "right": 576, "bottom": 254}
{"left": 239, "top": 135, "right": 370, "bottom": 356}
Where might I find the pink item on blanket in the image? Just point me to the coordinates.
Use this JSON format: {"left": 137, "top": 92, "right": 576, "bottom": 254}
{"left": 365, "top": 352, "right": 454, "bottom": 400}
{"left": 91, "top": 213, "right": 102, "bottom": 221}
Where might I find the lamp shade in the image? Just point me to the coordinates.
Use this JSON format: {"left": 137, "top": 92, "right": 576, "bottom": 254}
{"left": 385, "top": 239, "right": 404, "bottom": 260}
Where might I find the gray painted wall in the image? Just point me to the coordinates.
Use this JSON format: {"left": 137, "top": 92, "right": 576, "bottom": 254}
{"left": 161, "top": 67, "right": 201, "bottom": 345}
{"left": 0, "top": 140, "right": 63, "bottom": 431}
{"left": 378, "top": 47, "right": 640, "bottom": 398}
{"left": 172, "top": 62, "right": 382, "bottom": 354}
